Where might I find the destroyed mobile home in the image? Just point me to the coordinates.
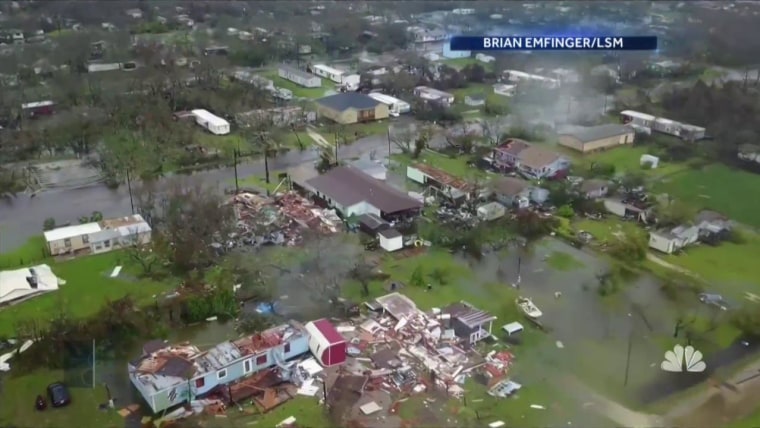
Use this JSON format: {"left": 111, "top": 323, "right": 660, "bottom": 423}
{"left": 128, "top": 293, "right": 524, "bottom": 427}
{"left": 228, "top": 191, "right": 341, "bottom": 247}
{"left": 325, "top": 292, "right": 523, "bottom": 427}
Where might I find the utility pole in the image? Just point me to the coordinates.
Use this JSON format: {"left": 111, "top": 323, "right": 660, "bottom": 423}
{"left": 233, "top": 148, "right": 239, "bottom": 193}
{"left": 126, "top": 169, "right": 134, "bottom": 214}
{"left": 387, "top": 127, "right": 391, "bottom": 158}
{"left": 333, "top": 132, "right": 339, "bottom": 165}
{"left": 623, "top": 313, "right": 633, "bottom": 387}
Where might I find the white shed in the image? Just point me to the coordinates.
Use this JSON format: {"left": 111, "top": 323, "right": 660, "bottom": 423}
{"left": 640, "top": 154, "right": 659, "bottom": 169}
{"left": 477, "top": 202, "right": 506, "bottom": 221}
{"left": 378, "top": 228, "right": 403, "bottom": 252}
{"left": 501, "top": 321, "right": 524, "bottom": 336}
{"left": 191, "top": 109, "right": 230, "bottom": 135}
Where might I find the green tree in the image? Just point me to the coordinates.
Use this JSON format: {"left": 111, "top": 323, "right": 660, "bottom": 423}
{"left": 608, "top": 227, "right": 648, "bottom": 262}
{"left": 556, "top": 204, "right": 574, "bottom": 218}
{"left": 409, "top": 265, "right": 425, "bottom": 288}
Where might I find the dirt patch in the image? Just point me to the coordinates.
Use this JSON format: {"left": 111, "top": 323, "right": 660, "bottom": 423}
{"left": 671, "top": 368, "right": 760, "bottom": 427}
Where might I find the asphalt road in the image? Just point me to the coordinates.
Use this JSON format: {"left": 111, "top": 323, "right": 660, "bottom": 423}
{"left": 0, "top": 133, "right": 405, "bottom": 252}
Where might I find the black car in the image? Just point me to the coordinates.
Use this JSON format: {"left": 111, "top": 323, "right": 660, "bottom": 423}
{"left": 47, "top": 382, "right": 71, "bottom": 408}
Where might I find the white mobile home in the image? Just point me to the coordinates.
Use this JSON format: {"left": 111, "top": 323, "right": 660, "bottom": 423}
{"left": 44, "top": 214, "right": 152, "bottom": 257}
{"left": 278, "top": 64, "right": 321, "bottom": 88}
{"left": 620, "top": 110, "right": 706, "bottom": 141}
{"left": 311, "top": 64, "right": 345, "bottom": 84}
{"left": 367, "top": 92, "right": 411, "bottom": 117}
{"left": 191, "top": 109, "right": 230, "bottom": 135}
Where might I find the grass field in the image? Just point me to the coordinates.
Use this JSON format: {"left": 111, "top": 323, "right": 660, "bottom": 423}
{"left": 0, "top": 236, "right": 48, "bottom": 269}
{"left": 0, "top": 248, "right": 175, "bottom": 337}
{"left": 0, "top": 370, "right": 123, "bottom": 428}
{"left": 261, "top": 71, "right": 329, "bottom": 99}
{"left": 391, "top": 150, "right": 486, "bottom": 180}
{"left": 652, "top": 164, "right": 760, "bottom": 229}
{"left": 235, "top": 170, "right": 289, "bottom": 193}
{"left": 661, "top": 229, "right": 760, "bottom": 297}
{"left": 579, "top": 145, "right": 689, "bottom": 178}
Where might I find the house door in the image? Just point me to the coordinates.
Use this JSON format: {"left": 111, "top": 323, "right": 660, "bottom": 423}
{"left": 358, "top": 109, "right": 375, "bottom": 122}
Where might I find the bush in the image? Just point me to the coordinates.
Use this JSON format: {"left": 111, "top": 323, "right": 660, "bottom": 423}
{"left": 556, "top": 204, "right": 574, "bottom": 218}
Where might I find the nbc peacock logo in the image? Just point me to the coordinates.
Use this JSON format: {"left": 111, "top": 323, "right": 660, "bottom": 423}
{"left": 661, "top": 344, "right": 707, "bottom": 373}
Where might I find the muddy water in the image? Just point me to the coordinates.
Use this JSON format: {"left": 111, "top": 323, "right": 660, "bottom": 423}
{"left": 456, "top": 239, "right": 690, "bottom": 403}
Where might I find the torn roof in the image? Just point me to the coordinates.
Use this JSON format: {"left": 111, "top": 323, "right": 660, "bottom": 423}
{"left": 128, "top": 321, "right": 307, "bottom": 396}
{"left": 375, "top": 292, "right": 419, "bottom": 320}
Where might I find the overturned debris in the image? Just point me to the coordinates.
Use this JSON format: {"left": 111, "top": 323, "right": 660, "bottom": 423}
{"left": 228, "top": 191, "right": 340, "bottom": 247}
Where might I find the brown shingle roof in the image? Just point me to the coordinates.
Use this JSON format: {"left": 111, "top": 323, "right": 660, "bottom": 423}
{"left": 490, "top": 176, "right": 529, "bottom": 197}
{"left": 495, "top": 139, "right": 531, "bottom": 156}
{"left": 307, "top": 166, "right": 422, "bottom": 214}
{"left": 517, "top": 146, "right": 560, "bottom": 169}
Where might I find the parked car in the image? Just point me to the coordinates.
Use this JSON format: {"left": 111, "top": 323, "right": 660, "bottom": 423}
{"left": 698, "top": 293, "right": 729, "bottom": 311}
{"left": 47, "top": 382, "right": 71, "bottom": 408}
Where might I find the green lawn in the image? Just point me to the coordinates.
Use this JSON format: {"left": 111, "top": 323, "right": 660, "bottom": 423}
{"left": 653, "top": 164, "right": 760, "bottom": 228}
{"left": 0, "top": 236, "right": 48, "bottom": 269}
{"left": 261, "top": 71, "right": 329, "bottom": 99}
{"left": 573, "top": 217, "right": 632, "bottom": 244}
{"left": 0, "top": 370, "right": 123, "bottom": 428}
{"left": 234, "top": 170, "right": 289, "bottom": 193}
{"left": 661, "top": 228, "right": 760, "bottom": 295}
{"left": 392, "top": 150, "right": 486, "bottom": 181}
{"left": 545, "top": 251, "right": 584, "bottom": 271}
{"left": 581, "top": 145, "right": 689, "bottom": 178}
{"left": 0, "top": 249, "right": 175, "bottom": 337}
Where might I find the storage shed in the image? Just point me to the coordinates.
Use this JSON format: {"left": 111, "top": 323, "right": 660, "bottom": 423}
{"left": 378, "top": 228, "right": 403, "bottom": 252}
{"left": 305, "top": 319, "right": 347, "bottom": 367}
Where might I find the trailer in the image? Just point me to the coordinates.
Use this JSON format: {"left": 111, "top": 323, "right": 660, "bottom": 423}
{"left": 620, "top": 110, "right": 705, "bottom": 141}
{"left": 191, "top": 109, "right": 230, "bottom": 135}
{"left": 367, "top": 92, "right": 411, "bottom": 117}
{"left": 310, "top": 64, "right": 345, "bottom": 84}
{"left": 21, "top": 100, "right": 55, "bottom": 118}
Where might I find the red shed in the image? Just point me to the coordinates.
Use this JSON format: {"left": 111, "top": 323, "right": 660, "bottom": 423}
{"left": 305, "top": 318, "right": 347, "bottom": 367}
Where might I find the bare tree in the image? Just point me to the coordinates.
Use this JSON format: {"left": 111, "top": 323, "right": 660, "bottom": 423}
{"left": 480, "top": 117, "right": 505, "bottom": 146}
{"left": 390, "top": 127, "right": 416, "bottom": 154}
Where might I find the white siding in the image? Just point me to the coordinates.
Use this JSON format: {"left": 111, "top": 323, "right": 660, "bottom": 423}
{"left": 406, "top": 166, "right": 426, "bottom": 184}
{"left": 379, "top": 234, "right": 403, "bottom": 252}
{"left": 649, "top": 233, "right": 675, "bottom": 254}
{"left": 345, "top": 201, "right": 380, "bottom": 217}
{"left": 191, "top": 110, "right": 230, "bottom": 135}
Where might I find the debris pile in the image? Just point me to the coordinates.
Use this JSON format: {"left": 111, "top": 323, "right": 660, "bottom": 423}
{"left": 229, "top": 191, "right": 340, "bottom": 247}
{"left": 324, "top": 293, "right": 522, "bottom": 427}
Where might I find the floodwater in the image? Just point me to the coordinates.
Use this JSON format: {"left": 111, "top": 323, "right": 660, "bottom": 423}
{"left": 455, "top": 238, "right": 726, "bottom": 406}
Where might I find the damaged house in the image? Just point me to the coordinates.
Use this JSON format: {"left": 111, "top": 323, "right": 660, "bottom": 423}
{"left": 442, "top": 301, "right": 497, "bottom": 345}
{"left": 128, "top": 322, "right": 310, "bottom": 414}
{"left": 406, "top": 163, "right": 477, "bottom": 203}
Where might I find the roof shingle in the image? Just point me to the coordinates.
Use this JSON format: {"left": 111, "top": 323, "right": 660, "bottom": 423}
{"left": 316, "top": 93, "right": 380, "bottom": 112}
{"left": 307, "top": 166, "right": 421, "bottom": 214}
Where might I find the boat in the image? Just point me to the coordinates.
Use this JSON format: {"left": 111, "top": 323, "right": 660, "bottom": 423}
{"left": 516, "top": 297, "right": 542, "bottom": 318}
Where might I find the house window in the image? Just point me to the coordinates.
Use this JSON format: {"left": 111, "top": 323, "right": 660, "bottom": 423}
{"left": 243, "top": 359, "right": 252, "bottom": 374}
{"left": 284, "top": 343, "right": 291, "bottom": 354}
{"left": 217, "top": 369, "right": 227, "bottom": 379}
{"left": 82, "top": 235, "right": 89, "bottom": 244}
{"left": 256, "top": 354, "right": 267, "bottom": 365}
{"left": 195, "top": 377, "right": 205, "bottom": 388}
{"left": 104, "top": 240, "right": 111, "bottom": 248}
{"left": 64, "top": 238, "right": 71, "bottom": 248}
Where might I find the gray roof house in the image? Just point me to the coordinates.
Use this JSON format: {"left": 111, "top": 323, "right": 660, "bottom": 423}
{"left": 695, "top": 210, "right": 732, "bottom": 243}
{"left": 443, "top": 301, "right": 497, "bottom": 345}
{"left": 316, "top": 93, "right": 380, "bottom": 111}
{"left": 305, "top": 166, "right": 422, "bottom": 219}
{"left": 558, "top": 124, "right": 635, "bottom": 154}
